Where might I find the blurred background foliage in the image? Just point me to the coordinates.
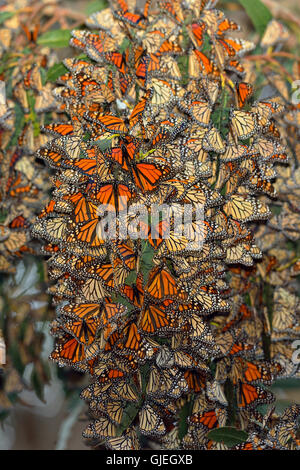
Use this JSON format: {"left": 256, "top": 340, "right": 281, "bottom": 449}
{"left": 0, "top": 0, "right": 299, "bottom": 450}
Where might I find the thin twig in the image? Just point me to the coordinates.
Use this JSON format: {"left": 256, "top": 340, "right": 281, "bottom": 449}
{"left": 245, "top": 54, "right": 294, "bottom": 81}
{"left": 52, "top": 8, "right": 86, "bottom": 23}
{"left": 271, "top": 52, "right": 300, "bottom": 60}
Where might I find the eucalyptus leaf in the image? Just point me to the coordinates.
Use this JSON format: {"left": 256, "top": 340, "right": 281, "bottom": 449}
{"left": 125, "top": 270, "right": 138, "bottom": 286}
{"left": 46, "top": 63, "right": 68, "bottom": 83}
{"left": 30, "top": 368, "right": 45, "bottom": 403}
{"left": 207, "top": 426, "right": 248, "bottom": 447}
{"left": 236, "top": 0, "right": 272, "bottom": 36}
{"left": 118, "top": 402, "right": 140, "bottom": 436}
{"left": 140, "top": 241, "right": 155, "bottom": 284}
{"left": 0, "top": 12, "right": 14, "bottom": 25}
{"left": 37, "top": 29, "right": 72, "bottom": 48}
{"left": 86, "top": 0, "right": 109, "bottom": 16}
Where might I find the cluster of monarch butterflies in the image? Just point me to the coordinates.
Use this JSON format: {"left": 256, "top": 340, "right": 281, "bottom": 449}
{"left": 230, "top": 19, "right": 300, "bottom": 400}
{"left": 0, "top": 0, "right": 68, "bottom": 414}
{"left": 26, "top": 0, "right": 299, "bottom": 450}
{"left": 0, "top": 0, "right": 66, "bottom": 272}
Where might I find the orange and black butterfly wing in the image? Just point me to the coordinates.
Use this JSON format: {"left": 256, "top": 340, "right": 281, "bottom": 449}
{"left": 237, "top": 382, "right": 274, "bottom": 408}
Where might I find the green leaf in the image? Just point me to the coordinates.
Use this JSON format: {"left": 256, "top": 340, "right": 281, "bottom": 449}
{"left": 178, "top": 398, "right": 194, "bottom": 440}
{"left": 140, "top": 241, "right": 155, "bottom": 284}
{"left": 37, "top": 29, "right": 72, "bottom": 48}
{"left": 110, "top": 292, "right": 134, "bottom": 312}
{"left": 0, "top": 11, "right": 14, "bottom": 25}
{"left": 236, "top": 0, "right": 272, "bottom": 36}
{"left": 46, "top": 63, "right": 68, "bottom": 82}
{"left": 93, "top": 138, "right": 113, "bottom": 152}
{"left": 118, "top": 402, "right": 140, "bottom": 436}
{"left": 178, "top": 55, "right": 189, "bottom": 85}
{"left": 0, "top": 410, "right": 11, "bottom": 421}
{"left": 26, "top": 91, "right": 40, "bottom": 137}
{"left": 125, "top": 270, "right": 138, "bottom": 286}
{"left": 119, "top": 37, "right": 131, "bottom": 54}
{"left": 30, "top": 368, "right": 45, "bottom": 403}
{"left": 0, "top": 209, "right": 8, "bottom": 224}
{"left": 272, "top": 378, "right": 300, "bottom": 389}
{"left": 207, "top": 427, "right": 248, "bottom": 447}
{"left": 5, "top": 102, "right": 25, "bottom": 150}
{"left": 39, "top": 67, "right": 47, "bottom": 86}
{"left": 8, "top": 341, "right": 25, "bottom": 375}
{"left": 86, "top": 0, "right": 109, "bottom": 16}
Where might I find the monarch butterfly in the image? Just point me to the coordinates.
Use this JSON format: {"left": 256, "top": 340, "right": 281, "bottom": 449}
{"left": 223, "top": 195, "right": 270, "bottom": 222}
{"left": 96, "top": 182, "right": 135, "bottom": 213}
{"left": 203, "top": 126, "right": 226, "bottom": 153}
{"left": 113, "top": 380, "right": 139, "bottom": 402}
{"left": 135, "top": 53, "right": 150, "bottom": 87}
{"left": 275, "top": 405, "right": 300, "bottom": 446}
{"left": 87, "top": 263, "right": 115, "bottom": 289}
{"left": 184, "top": 370, "right": 206, "bottom": 392}
{"left": 148, "top": 78, "right": 175, "bottom": 107}
{"left": 99, "top": 302, "right": 127, "bottom": 328}
{"left": 217, "top": 18, "right": 240, "bottom": 35}
{"left": 69, "top": 193, "right": 98, "bottom": 224}
{"left": 89, "top": 91, "right": 151, "bottom": 133}
{"left": 174, "top": 350, "right": 206, "bottom": 370}
{"left": 159, "top": 0, "right": 184, "bottom": 24}
{"left": 106, "top": 428, "right": 140, "bottom": 450}
{"left": 83, "top": 417, "right": 117, "bottom": 439}
{"left": 116, "top": 322, "right": 142, "bottom": 355}
{"left": 95, "top": 400, "right": 124, "bottom": 425}
{"left": 206, "top": 379, "right": 228, "bottom": 406}
{"left": 231, "top": 358, "right": 282, "bottom": 385}
{"left": 226, "top": 59, "right": 245, "bottom": 77}
{"left": 114, "top": 0, "right": 152, "bottom": 28}
{"left": 184, "top": 100, "right": 212, "bottom": 127}
{"left": 217, "top": 37, "right": 244, "bottom": 57}
{"left": 189, "top": 408, "right": 227, "bottom": 430}
{"left": 33, "top": 217, "right": 69, "bottom": 243}
{"left": 50, "top": 334, "right": 86, "bottom": 366}
{"left": 146, "top": 366, "right": 172, "bottom": 397}
{"left": 188, "top": 22, "right": 206, "bottom": 49}
{"left": 253, "top": 137, "right": 287, "bottom": 163}
{"left": 261, "top": 19, "right": 289, "bottom": 48}
{"left": 138, "top": 219, "right": 170, "bottom": 248}
{"left": 230, "top": 110, "right": 256, "bottom": 140}
{"left": 131, "top": 160, "right": 168, "bottom": 192}
{"left": 23, "top": 65, "right": 42, "bottom": 91}
{"left": 81, "top": 278, "right": 107, "bottom": 302}
{"left": 58, "top": 311, "right": 100, "bottom": 346}
{"left": 42, "top": 123, "right": 74, "bottom": 137}
{"left": 109, "top": 136, "right": 138, "bottom": 170}
{"left": 236, "top": 83, "right": 253, "bottom": 109}
{"left": 252, "top": 101, "right": 283, "bottom": 127}
{"left": 76, "top": 148, "right": 113, "bottom": 180}
{"left": 221, "top": 143, "right": 249, "bottom": 162}
{"left": 158, "top": 39, "right": 182, "bottom": 55}
{"left": 237, "top": 382, "right": 275, "bottom": 409}
{"left": 9, "top": 215, "right": 28, "bottom": 229}
{"left": 120, "top": 274, "right": 145, "bottom": 307}
{"left": 272, "top": 288, "right": 298, "bottom": 333}
{"left": 105, "top": 51, "right": 129, "bottom": 75}
{"left": 114, "top": 242, "right": 137, "bottom": 270}
{"left": 139, "top": 404, "right": 166, "bottom": 436}
{"left": 82, "top": 30, "right": 116, "bottom": 55}
{"left": 189, "top": 50, "right": 217, "bottom": 78}
{"left": 74, "top": 217, "right": 104, "bottom": 247}
{"left": 138, "top": 303, "right": 171, "bottom": 334}
{"left": 146, "top": 267, "right": 184, "bottom": 301}
{"left": 21, "top": 24, "right": 39, "bottom": 43}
